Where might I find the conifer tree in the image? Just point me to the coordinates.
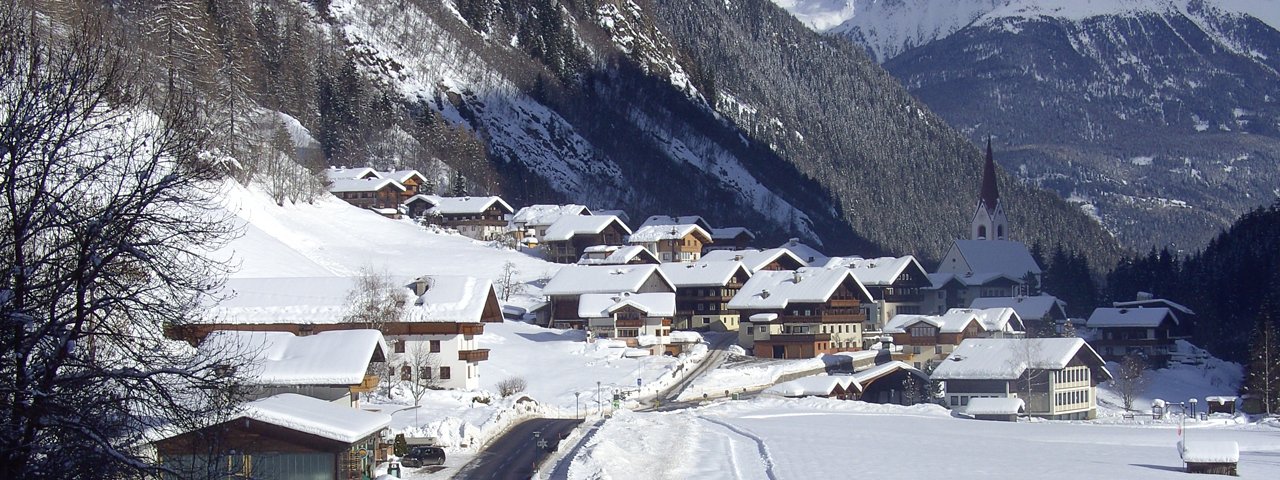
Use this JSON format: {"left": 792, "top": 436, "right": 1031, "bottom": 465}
{"left": 1243, "top": 303, "right": 1280, "bottom": 415}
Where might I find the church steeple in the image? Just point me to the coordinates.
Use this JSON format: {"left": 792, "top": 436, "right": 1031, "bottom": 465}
{"left": 980, "top": 137, "right": 999, "bottom": 213}
{"left": 971, "top": 136, "right": 1009, "bottom": 241}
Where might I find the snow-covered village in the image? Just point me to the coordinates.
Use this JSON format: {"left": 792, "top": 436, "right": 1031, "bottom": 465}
{"left": 4, "top": 1, "right": 1280, "bottom": 480}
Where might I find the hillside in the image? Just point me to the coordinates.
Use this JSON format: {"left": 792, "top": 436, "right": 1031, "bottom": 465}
{"left": 774, "top": 0, "right": 1280, "bottom": 252}
{"left": 44, "top": 0, "right": 1123, "bottom": 266}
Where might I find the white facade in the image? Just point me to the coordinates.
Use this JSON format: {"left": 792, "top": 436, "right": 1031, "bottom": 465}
{"left": 390, "top": 333, "right": 481, "bottom": 391}
{"left": 970, "top": 201, "right": 1009, "bottom": 241}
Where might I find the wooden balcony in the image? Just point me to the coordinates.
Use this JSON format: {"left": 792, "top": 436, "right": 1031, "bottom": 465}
{"left": 458, "top": 349, "right": 490, "bottom": 362}
{"left": 460, "top": 323, "right": 485, "bottom": 336}
{"left": 350, "top": 375, "right": 380, "bottom": 393}
{"left": 616, "top": 319, "right": 645, "bottom": 328}
{"left": 769, "top": 333, "right": 831, "bottom": 343}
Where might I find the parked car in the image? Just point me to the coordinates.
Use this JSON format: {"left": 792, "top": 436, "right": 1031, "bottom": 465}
{"left": 401, "top": 446, "right": 446, "bottom": 467}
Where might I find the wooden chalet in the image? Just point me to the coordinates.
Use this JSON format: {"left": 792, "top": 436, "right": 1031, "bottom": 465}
{"left": 542, "top": 215, "right": 632, "bottom": 264}
{"left": 425, "top": 196, "right": 514, "bottom": 241}
{"left": 659, "top": 260, "right": 752, "bottom": 332}
{"left": 708, "top": 227, "right": 755, "bottom": 251}
{"left": 577, "top": 245, "right": 660, "bottom": 266}
{"left": 627, "top": 223, "right": 714, "bottom": 263}
{"left": 1086, "top": 306, "right": 1184, "bottom": 367}
{"left": 700, "top": 247, "right": 808, "bottom": 273}
{"left": 970, "top": 295, "right": 1069, "bottom": 338}
{"left": 328, "top": 177, "right": 406, "bottom": 217}
{"left": 541, "top": 265, "right": 676, "bottom": 329}
{"left": 578, "top": 292, "right": 675, "bottom": 355}
{"left": 883, "top": 307, "right": 1024, "bottom": 370}
{"left": 508, "top": 204, "right": 592, "bottom": 245}
{"left": 153, "top": 394, "right": 390, "bottom": 480}
{"left": 730, "top": 267, "right": 874, "bottom": 358}
{"left": 825, "top": 256, "right": 931, "bottom": 345}
{"left": 932, "top": 338, "right": 1112, "bottom": 420}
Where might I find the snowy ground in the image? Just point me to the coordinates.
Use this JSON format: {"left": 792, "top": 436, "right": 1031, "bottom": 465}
{"left": 562, "top": 397, "right": 1280, "bottom": 479}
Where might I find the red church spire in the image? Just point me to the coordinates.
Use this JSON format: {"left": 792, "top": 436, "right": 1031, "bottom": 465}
{"left": 980, "top": 136, "right": 999, "bottom": 213}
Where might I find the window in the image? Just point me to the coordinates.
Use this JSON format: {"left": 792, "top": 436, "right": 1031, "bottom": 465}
{"left": 978, "top": 225, "right": 987, "bottom": 239}
{"left": 430, "top": 340, "right": 441, "bottom": 353}
{"left": 394, "top": 340, "right": 405, "bottom": 354}
{"left": 702, "top": 318, "right": 711, "bottom": 325}
{"left": 913, "top": 346, "right": 922, "bottom": 355}
{"left": 935, "top": 345, "right": 942, "bottom": 354}
{"left": 440, "top": 367, "right": 451, "bottom": 380}
{"left": 747, "top": 326, "right": 755, "bottom": 335}
{"left": 401, "top": 365, "right": 412, "bottom": 381}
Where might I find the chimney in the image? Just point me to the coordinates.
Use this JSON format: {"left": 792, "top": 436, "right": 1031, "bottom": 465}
{"left": 412, "top": 276, "right": 431, "bottom": 296}
{"left": 734, "top": 254, "right": 744, "bottom": 261}
{"left": 793, "top": 271, "right": 802, "bottom": 283}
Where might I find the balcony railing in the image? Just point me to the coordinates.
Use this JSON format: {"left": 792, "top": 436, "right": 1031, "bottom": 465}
{"left": 458, "top": 349, "right": 491, "bottom": 362}
{"left": 768, "top": 333, "right": 831, "bottom": 343}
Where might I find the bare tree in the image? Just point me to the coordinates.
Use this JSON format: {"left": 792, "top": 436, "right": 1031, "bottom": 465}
{"left": 0, "top": 8, "right": 244, "bottom": 477}
{"left": 496, "top": 261, "right": 525, "bottom": 301}
{"left": 1112, "top": 353, "right": 1149, "bottom": 411}
{"left": 901, "top": 374, "right": 923, "bottom": 406}
{"left": 497, "top": 377, "right": 528, "bottom": 397}
{"left": 342, "top": 268, "right": 408, "bottom": 333}
{"left": 1008, "top": 338, "right": 1051, "bottom": 412}
{"left": 401, "top": 342, "right": 441, "bottom": 407}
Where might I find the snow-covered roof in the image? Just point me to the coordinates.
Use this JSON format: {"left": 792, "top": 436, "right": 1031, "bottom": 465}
{"left": 727, "top": 268, "right": 873, "bottom": 310}
{"left": 700, "top": 248, "right": 808, "bottom": 273}
{"left": 200, "top": 329, "right": 387, "bottom": 386}
{"left": 427, "top": 196, "right": 514, "bottom": 215}
{"left": 926, "top": 272, "right": 1022, "bottom": 289}
{"left": 543, "top": 215, "right": 631, "bottom": 241}
{"left": 1206, "top": 396, "right": 1238, "bottom": 404}
{"left": 964, "top": 397, "right": 1025, "bottom": 416}
{"left": 825, "top": 256, "right": 927, "bottom": 286}
{"left": 510, "top": 204, "right": 592, "bottom": 227}
{"left": 542, "top": 265, "right": 673, "bottom": 296}
{"left": 381, "top": 169, "right": 426, "bottom": 184}
{"left": 627, "top": 224, "right": 713, "bottom": 243}
{"left": 659, "top": 261, "right": 751, "bottom": 288}
{"left": 779, "top": 238, "right": 828, "bottom": 265}
{"left": 710, "top": 227, "right": 755, "bottom": 241}
{"left": 578, "top": 292, "right": 675, "bottom": 318}
{"left": 592, "top": 209, "right": 630, "bottom": 224}
{"left": 577, "top": 245, "right": 658, "bottom": 266}
{"left": 326, "top": 167, "right": 380, "bottom": 181}
{"left": 1086, "top": 307, "right": 1177, "bottom": 328}
{"left": 207, "top": 276, "right": 493, "bottom": 325}
{"left": 750, "top": 313, "right": 780, "bottom": 323}
{"left": 328, "top": 177, "right": 406, "bottom": 193}
{"left": 849, "top": 361, "right": 924, "bottom": 386}
{"left": 765, "top": 375, "right": 861, "bottom": 397}
{"left": 969, "top": 295, "right": 1067, "bottom": 321}
{"left": 1179, "top": 440, "right": 1239, "bottom": 464}
{"left": 640, "top": 215, "right": 713, "bottom": 231}
{"left": 1113, "top": 298, "right": 1196, "bottom": 316}
{"left": 930, "top": 338, "right": 1110, "bottom": 381}
{"left": 243, "top": 394, "right": 390, "bottom": 443}
{"left": 947, "top": 240, "right": 1043, "bottom": 278}
{"left": 403, "top": 194, "right": 437, "bottom": 206}
{"left": 670, "top": 331, "right": 703, "bottom": 344}
{"left": 883, "top": 308, "right": 1022, "bottom": 334}
{"left": 407, "top": 275, "right": 495, "bottom": 324}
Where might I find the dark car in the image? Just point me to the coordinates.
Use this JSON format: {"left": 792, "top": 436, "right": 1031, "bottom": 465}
{"left": 402, "top": 446, "right": 446, "bottom": 467}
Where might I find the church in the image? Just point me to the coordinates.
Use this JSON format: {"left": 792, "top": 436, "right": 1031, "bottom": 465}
{"left": 924, "top": 139, "right": 1044, "bottom": 314}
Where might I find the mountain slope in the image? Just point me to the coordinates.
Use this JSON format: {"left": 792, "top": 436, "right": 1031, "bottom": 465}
{"left": 774, "top": 0, "right": 1280, "bottom": 251}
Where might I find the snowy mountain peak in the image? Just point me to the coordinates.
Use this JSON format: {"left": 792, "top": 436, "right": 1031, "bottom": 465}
{"left": 772, "top": 0, "right": 1280, "bottom": 62}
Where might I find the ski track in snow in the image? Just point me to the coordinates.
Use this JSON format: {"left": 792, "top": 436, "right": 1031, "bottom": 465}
{"left": 698, "top": 415, "right": 778, "bottom": 480}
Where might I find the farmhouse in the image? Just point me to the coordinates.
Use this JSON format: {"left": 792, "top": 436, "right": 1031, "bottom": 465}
{"left": 578, "top": 292, "right": 675, "bottom": 355}
{"left": 541, "top": 265, "right": 676, "bottom": 329}
{"left": 659, "top": 260, "right": 753, "bottom": 331}
{"left": 825, "top": 256, "right": 931, "bottom": 344}
{"left": 627, "top": 223, "right": 714, "bottom": 263}
{"left": 1086, "top": 306, "right": 1184, "bottom": 367}
{"left": 509, "top": 204, "right": 592, "bottom": 245}
{"left": 422, "top": 195, "right": 514, "bottom": 241}
{"left": 197, "top": 329, "right": 388, "bottom": 407}
{"left": 153, "top": 393, "right": 391, "bottom": 480}
{"left": 883, "top": 307, "right": 1025, "bottom": 370}
{"left": 931, "top": 338, "right": 1111, "bottom": 420}
{"left": 730, "top": 268, "right": 874, "bottom": 358}
{"left": 542, "top": 215, "right": 632, "bottom": 264}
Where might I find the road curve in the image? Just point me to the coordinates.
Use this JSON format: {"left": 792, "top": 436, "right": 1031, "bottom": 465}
{"left": 454, "top": 418, "right": 583, "bottom": 480}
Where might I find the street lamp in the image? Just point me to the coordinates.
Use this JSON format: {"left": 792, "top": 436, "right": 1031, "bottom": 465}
{"left": 575, "top": 392, "right": 581, "bottom": 419}
{"left": 1189, "top": 398, "right": 1198, "bottom": 419}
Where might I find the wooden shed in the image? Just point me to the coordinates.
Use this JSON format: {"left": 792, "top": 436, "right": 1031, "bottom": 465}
{"left": 1179, "top": 440, "right": 1239, "bottom": 476}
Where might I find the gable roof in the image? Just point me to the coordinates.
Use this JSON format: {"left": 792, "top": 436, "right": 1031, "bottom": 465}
{"left": 946, "top": 240, "right": 1042, "bottom": 278}
{"left": 242, "top": 394, "right": 390, "bottom": 443}
{"left": 930, "top": 338, "right": 1111, "bottom": 381}
{"left": 765, "top": 375, "right": 861, "bottom": 397}
{"left": 925, "top": 272, "right": 1022, "bottom": 289}
{"left": 728, "top": 267, "right": 873, "bottom": 310}
{"left": 1086, "top": 307, "right": 1178, "bottom": 328}
{"left": 592, "top": 209, "right": 630, "bottom": 225}
{"left": 200, "top": 329, "right": 387, "bottom": 386}
{"left": 578, "top": 245, "right": 660, "bottom": 266}
{"left": 627, "top": 224, "right": 713, "bottom": 244}
{"left": 427, "top": 196, "right": 514, "bottom": 215}
{"left": 659, "top": 261, "right": 751, "bottom": 288}
{"left": 403, "top": 194, "right": 437, "bottom": 207}
{"left": 328, "top": 177, "right": 406, "bottom": 194}
{"left": 542, "top": 265, "right": 673, "bottom": 296}
{"left": 326, "top": 167, "right": 380, "bottom": 181}
{"left": 779, "top": 238, "right": 828, "bottom": 265}
{"left": 406, "top": 275, "right": 498, "bottom": 324}
{"left": 543, "top": 215, "right": 632, "bottom": 242}
{"left": 511, "top": 204, "right": 592, "bottom": 227}
{"left": 640, "top": 215, "right": 713, "bottom": 232}
{"left": 710, "top": 227, "right": 755, "bottom": 241}
{"left": 883, "top": 307, "right": 1023, "bottom": 335}
{"left": 825, "top": 256, "right": 928, "bottom": 286}
{"left": 382, "top": 169, "right": 427, "bottom": 185}
{"left": 969, "top": 295, "right": 1068, "bottom": 321}
{"left": 700, "top": 248, "right": 808, "bottom": 273}
{"left": 578, "top": 292, "right": 675, "bottom": 318}
{"left": 1113, "top": 297, "right": 1196, "bottom": 316}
